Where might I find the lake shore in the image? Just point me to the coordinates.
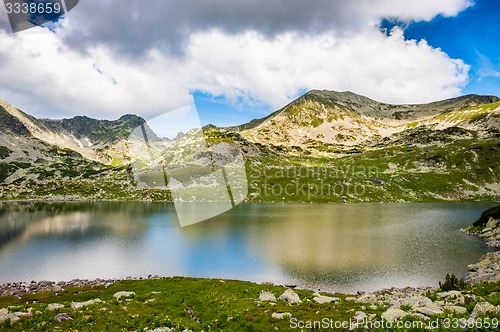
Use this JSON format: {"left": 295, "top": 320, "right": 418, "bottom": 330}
{"left": 1, "top": 205, "right": 500, "bottom": 330}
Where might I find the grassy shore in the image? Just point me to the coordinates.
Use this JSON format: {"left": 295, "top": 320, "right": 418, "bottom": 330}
{"left": 1, "top": 276, "right": 500, "bottom": 331}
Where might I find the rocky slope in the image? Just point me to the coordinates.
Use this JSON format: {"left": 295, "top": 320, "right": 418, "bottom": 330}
{"left": 1, "top": 90, "right": 499, "bottom": 202}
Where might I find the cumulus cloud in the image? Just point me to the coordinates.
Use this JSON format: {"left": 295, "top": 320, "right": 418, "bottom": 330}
{"left": 0, "top": 0, "right": 473, "bottom": 119}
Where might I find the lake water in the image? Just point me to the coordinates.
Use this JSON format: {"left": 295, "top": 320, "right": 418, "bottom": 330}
{"left": 0, "top": 202, "right": 496, "bottom": 293}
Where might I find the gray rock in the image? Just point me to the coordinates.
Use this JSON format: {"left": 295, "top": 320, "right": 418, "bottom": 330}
{"left": 443, "top": 305, "right": 467, "bottom": 315}
{"left": 398, "top": 295, "right": 433, "bottom": 310}
{"left": 271, "top": 312, "right": 291, "bottom": 320}
{"left": 54, "top": 313, "right": 73, "bottom": 322}
{"left": 313, "top": 293, "right": 339, "bottom": 304}
{"left": 48, "top": 303, "right": 65, "bottom": 311}
{"left": 278, "top": 289, "right": 302, "bottom": 304}
{"left": 353, "top": 311, "right": 367, "bottom": 322}
{"left": 409, "top": 313, "right": 431, "bottom": 321}
{"left": 113, "top": 291, "right": 136, "bottom": 300}
{"left": 147, "top": 328, "right": 173, "bottom": 332}
{"left": 381, "top": 308, "right": 407, "bottom": 322}
{"left": 258, "top": 291, "right": 277, "bottom": 304}
{"left": 71, "top": 298, "right": 103, "bottom": 309}
{"left": 438, "top": 290, "right": 462, "bottom": 299}
{"left": 417, "top": 305, "right": 443, "bottom": 317}
{"left": 355, "top": 293, "right": 378, "bottom": 304}
{"left": 0, "top": 308, "right": 21, "bottom": 324}
{"left": 13, "top": 311, "right": 32, "bottom": 318}
{"left": 470, "top": 302, "right": 499, "bottom": 319}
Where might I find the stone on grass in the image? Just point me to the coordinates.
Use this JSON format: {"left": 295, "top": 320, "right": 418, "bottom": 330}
{"left": 278, "top": 289, "right": 302, "bottom": 304}
{"left": 71, "top": 298, "right": 103, "bottom": 309}
{"left": 54, "top": 313, "right": 73, "bottom": 322}
{"left": 443, "top": 305, "right": 467, "bottom": 315}
{"left": 258, "top": 291, "right": 277, "bottom": 304}
{"left": 381, "top": 308, "right": 407, "bottom": 322}
{"left": 271, "top": 312, "right": 291, "bottom": 320}
{"left": 48, "top": 303, "right": 65, "bottom": 311}
{"left": 312, "top": 293, "right": 339, "bottom": 304}
{"left": 113, "top": 291, "right": 136, "bottom": 300}
{"left": 470, "top": 302, "right": 499, "bottom": 319}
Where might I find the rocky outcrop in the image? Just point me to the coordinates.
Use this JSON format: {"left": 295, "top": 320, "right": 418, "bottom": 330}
{"left": 0, "top": 279, "right": 118, "bottom": 297}
{"left": 466, "top": 252, "right": 500, "bottom": 284}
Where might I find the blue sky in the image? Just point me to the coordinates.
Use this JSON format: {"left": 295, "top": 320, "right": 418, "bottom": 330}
{"left": 198, "top": 0, "right": 500, "bottom": 127}
{"left": 0, "top": 0, "right": 498, "bottom": 126}
{"left": 404, "top": 0, "right": 500, "bottom": 96}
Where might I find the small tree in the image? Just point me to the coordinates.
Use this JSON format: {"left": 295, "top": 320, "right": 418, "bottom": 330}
{"left": 439, "top": 273, "right": 466, "bottom": 291}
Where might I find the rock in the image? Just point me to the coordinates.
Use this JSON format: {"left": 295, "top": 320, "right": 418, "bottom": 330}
{"left": 313, "top": 293, "right": 339, "bottom": 304}
{"left": 409, "top": 313, "right": 431, "bottom": 321}
{"left": 147, "top": 328, "right": 173, "bottom": 332}
{"left": 463, "top": 294, "right": 476, "bottom": 305}
{"left": 443, "top": 305, "right": 467, "bottom": 315}
{"left": 438, "top": 290, "right": 462, "bottom": 299}
{"left": 258, "top": 291, "right": 277, "bottom": 304}
{"left": 13, "top": 312, "right": 32, "bottom": 318}
{"left": 0, "top": 308, "right": 21, "bottom": 324}
{"left": 48, "top": 303, "right": 65, "bottom": 311}
{"left": 355, "top": 293, "right": 378, "bottom": 304}
{"left": 345, "top": 297, "right": 357, "bottom": 301}
{"left": 417, "top": 304, "right": 443, "bottom": 317}
{"left": 353, "top": 311, "right": 367, "bottom": 322}
{"left": 113, "top": 291, "right": 136, "bottom": 300}
{"left": 470, "top": 302, "right": 500, "bottom": 319}
{"left": 486, "top": 217, "right": 500, "bottom": 229}
{"left": 381, "top": 308, "right": 407, "bottom": 322}
{"left": 54, "top": 313, "right": 73, "bottom": 322}
{"left": 71, "top": 298, "right": 103, "bottom": 309}
{"left": 278, "top": 289, "right": 302, "bottom": 304}
{"left": 398, "top": 295, "right": 433, "bottom": 310}
{"left": 271, "top": 312, "right": 291, "bottom": 320}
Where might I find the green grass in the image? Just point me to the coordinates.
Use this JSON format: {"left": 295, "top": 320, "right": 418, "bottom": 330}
{"left": 1, "top": 277, "right": 500, "bottom": 331}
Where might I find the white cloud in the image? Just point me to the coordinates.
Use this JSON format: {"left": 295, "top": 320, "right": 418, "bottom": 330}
{"left": 0, "top": 0, "right": 473, "bottom": 119}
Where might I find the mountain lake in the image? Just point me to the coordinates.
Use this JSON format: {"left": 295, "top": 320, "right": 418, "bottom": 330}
{"left": 0, "top": 201, "right": 496, "bottom": 293}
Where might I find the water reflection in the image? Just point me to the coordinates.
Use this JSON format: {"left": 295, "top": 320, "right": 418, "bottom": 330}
{"left": 0, "top": 202, "right": 495, "bottom": 292}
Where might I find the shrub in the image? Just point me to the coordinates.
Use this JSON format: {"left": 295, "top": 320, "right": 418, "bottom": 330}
{"left": 439, "top": 274, "right": 466, "bottom": 291}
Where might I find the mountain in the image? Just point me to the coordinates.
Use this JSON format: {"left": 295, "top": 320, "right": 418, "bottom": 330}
{"left": 0, "top": 100, "right": 156, "bottom": 164}
{"left": 237, "top": 90, "right": 500, "bottom": 152}
{"left": 1, "top": 90, "right": 499, "bottom": 203}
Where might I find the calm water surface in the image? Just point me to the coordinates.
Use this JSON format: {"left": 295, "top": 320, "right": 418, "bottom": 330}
{"left": 0, "top": 202, "right": 495, "bottom": 293}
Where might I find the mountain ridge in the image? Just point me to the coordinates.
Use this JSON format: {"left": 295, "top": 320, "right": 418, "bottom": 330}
{"left": 1, "top": 90, "right": 499, "bottom": 203}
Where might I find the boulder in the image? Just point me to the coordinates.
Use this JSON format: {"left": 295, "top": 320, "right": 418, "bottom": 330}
{"left": 381, "top": 308, "right": 407, "bottom": 322}
{"left": 258, "top": 291, "right": 276, "bottom": 304}
{"left": 271, "top": 312, "right": 291, "bottom": 320}
{"left": 54, "top": 313, "right": 73, "bottom": 322}
{"left": 417, "top": 303, "right": 443, "bottom": 317}
{"left": 48, "top": 303, "right": 65, "bottom": 311}
{"left": 438, "top": 290, "right": 462, "bottom": 299}
{"left": 443, "top": 305, "right": 467, "bottom": 315}
{"left": 355, "top": 293, "right": 378, "bottom": 304}
{"left": 0, "top": 308, "right": 21, "bottom": 324}
{"left": 398, "top": 295, "right": 433, "bottom": 310}
{"left": 113, "top": 291, "right": 136, "bottom": 300}
{"left": 353, "top": 311, "right": 367, "bottom": 322}
{"left": 278, "top": 289, "right": 302, "bottom": 304}
{"left": 71, "top": 298, "right": 103, "bottom": 309}
{"left": 312, "top": 293, "right": 339, "bottom": 304}
{"left": 470, "top": 302, "right": 499, "bottom": 319}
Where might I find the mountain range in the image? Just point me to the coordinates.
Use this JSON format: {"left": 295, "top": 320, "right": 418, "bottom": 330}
{"left": 1, "top": 90, "right": 499, "bottom": 202}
